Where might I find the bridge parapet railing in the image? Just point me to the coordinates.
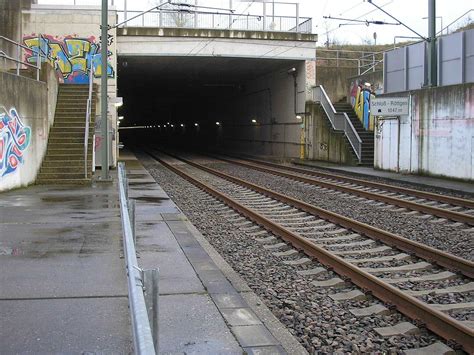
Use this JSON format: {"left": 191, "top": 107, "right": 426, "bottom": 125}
{"left": 117, "top": 9, "right": 312, "bottom": 33}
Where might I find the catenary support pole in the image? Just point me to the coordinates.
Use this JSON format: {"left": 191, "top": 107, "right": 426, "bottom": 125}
{"left": 427, "top": 0, "right": 437, "bottom": 86}
{"left": 101, "top": 0, "right": 109, "bottom": 179}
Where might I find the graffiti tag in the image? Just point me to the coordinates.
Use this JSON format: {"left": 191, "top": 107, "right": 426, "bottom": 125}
{"left": 23, "top": 34, "right": 115, "bottom": 84}
{"left": 0, "top": 107, "right": 31, "bottom": 177}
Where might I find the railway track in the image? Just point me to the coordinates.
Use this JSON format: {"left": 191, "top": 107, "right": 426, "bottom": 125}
{"left": 207, "top": 154, "right": 474, "bottom": 227}
{"left": 145, "top": 149, "right": 474, "bottom": 353}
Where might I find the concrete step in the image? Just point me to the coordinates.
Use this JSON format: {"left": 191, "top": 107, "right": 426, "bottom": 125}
{"left": 47, "top": 142, "right": 93, "bottom": 149}
{"left": 40, "top": 166, "right": 92, "bottom": 174}
{"left": 37, "top": 172, "right": 92, "bottom": 180}
{"left": 36, "top": 178, "right": 92, "bottom": 185}
{"left": 42, "top": 160, "right": 89, "bottom": 168}
{"left": 44, "top": 154, "right": 92, "bottom": 161}
{"left": 50, "top": 127, "right": 94, "bottom": 133}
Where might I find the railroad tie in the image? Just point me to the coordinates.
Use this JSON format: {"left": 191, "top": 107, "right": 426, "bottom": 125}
{"left": 402, "top": 342, "right": 455, "bottom": 355}
{"left": 349, "top": 304, "right": 390, "bottom": 317}
{"left": 374, "top": 322, "right": 420, "bottom": 337}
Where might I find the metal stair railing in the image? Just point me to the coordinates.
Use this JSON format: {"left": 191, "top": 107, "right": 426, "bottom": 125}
{"left": 84, "top": 63, "right": 94, "bottom": 179}
{"left": 313, "top": 85, "right": 362, "bottom": 162}
{"left": 0, "top": 34, "right": 52, "bottom": 81}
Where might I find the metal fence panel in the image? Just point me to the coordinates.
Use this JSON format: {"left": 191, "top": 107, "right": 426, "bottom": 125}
{"left": 385, "top": 47, "right": 406, "bottom": 93}
{"left": 407, "top": 42, "right": 425, "bottom": 90}
{"left": 465, "top": 30, "right": 474, "bottom": 83}
{"left": 439, "top": 31, "right": 463, "bottom": 86}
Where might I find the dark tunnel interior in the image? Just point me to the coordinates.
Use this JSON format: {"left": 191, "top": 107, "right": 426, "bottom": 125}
{"left": 117, "top": 56, "right": 300, "bottom": 151}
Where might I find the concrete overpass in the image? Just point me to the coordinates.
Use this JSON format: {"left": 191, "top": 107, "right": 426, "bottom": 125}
{"left": 20, "top": 2, "right": 317, "bottom": 163}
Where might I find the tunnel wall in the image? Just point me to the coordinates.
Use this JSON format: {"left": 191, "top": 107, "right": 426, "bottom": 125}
{"left": 0, "top": 63, "right": 58, "bottom": 192}
{"left": 218, "top": 61, "right": 307, "bottom": 159}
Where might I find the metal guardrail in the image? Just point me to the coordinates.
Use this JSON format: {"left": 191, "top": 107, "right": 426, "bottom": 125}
{"left": 117, "top": 9, "right": 312, "bottom": 33}
{"left": 313, "top": 85, "right": 362, "bottom": 162}
{"left": 118, "top": 163, "right": 159, "bottom": 354}
{"left": 316, "top": 48, "right": 384, "bottom": 74}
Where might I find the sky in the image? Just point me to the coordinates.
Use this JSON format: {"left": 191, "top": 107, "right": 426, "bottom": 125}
{"left": 37, "top": 0, "right": 473, "bottom": 45}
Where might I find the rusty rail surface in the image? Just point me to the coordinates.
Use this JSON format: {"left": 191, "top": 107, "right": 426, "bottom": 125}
{"left": 146, "top": 149, "right": 474, "bottom": 353}
{"left": 232, "top": 155, "right": 474, "bottom": 209}
{"left": 207, "top": 155, "right": 474, "bottom": 226}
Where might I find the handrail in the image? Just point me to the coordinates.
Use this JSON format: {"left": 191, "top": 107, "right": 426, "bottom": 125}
{"left": 117, "top": 8, "right": 312, "bottom": 33}
{"left": 117, "top": 163, "right": 156, "bottom": 354}
{"left": 84, "top": 63, "right": 94, "bottom": 179}
{"left": 313, "top": 85, "right": 362, "bottom": 162}
{"left": 0, "top": 34, "right": 52, "bottom": 81}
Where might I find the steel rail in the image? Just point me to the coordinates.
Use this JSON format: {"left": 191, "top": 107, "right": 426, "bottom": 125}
{"left": 229, "top": 155, "right": 474, "bottom": 210}
{"left": 152, "top": 150, "right": 474, "bottom": 278}
{"left": 207, "top": 155, "right": 474, "bottom": 226}
{"left": 147, "top": 150, "right": 474, "bottom": 353}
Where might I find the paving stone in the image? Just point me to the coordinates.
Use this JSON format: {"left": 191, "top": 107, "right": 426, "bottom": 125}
{"left": 374, "top": 322, "right": 420, "bottom": 337}
{"left": 329, "top": 290, "right": 366, "bottom": 301}
{"left": 402, "top": 342, "right": 455, "bottom": 355}
{"left": 221, "top": 308, "right": 262, "bottom": 326}
{"left": 349, "top": 304, "right": 390, "bottom": 317}
{"left": 231, "top": 325, "right": 279, "bottom": 347}
{"left": 242, "top": 345, "right": 286, "bottom": 354}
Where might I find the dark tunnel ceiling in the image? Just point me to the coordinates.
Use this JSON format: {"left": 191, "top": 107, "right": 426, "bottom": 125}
{"left": 117, "top": 56, "right": 299, "bottom": 126}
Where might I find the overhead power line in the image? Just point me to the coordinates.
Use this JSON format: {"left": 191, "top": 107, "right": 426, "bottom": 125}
{"left": 323, "top": 15, "right": 400, "bottom": 27}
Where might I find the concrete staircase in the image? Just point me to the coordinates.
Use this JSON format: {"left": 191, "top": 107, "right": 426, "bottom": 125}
{"left": 36, "top": 84, "right": 96, "bottom": 184}
{"left": 333, "top": 102, "right": 374, "bottom": 166}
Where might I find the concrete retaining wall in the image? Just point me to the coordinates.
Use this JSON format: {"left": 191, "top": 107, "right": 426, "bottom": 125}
{"left": 0, "top": 63, "right": 58, "bottom": 191}
{"left": 375, "top": 83, "right": 474, "bottom": 181}
{"left": 316, "top": 66, "right": 359, "bottom": 103}
{"left": 305, "top": 103, "right": 356, "bottom": 165}
{"left": 22, "top": 4, "right": 118, "bottom": 167}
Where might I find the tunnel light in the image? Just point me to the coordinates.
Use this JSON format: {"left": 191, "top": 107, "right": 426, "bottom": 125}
{"left": 167, "top": 122, "right": 170, "bottom": 125}
{"left": 180, "top": 123, "right": 185, "bottom": 127}
{"left": 158, "top": 125, "right": 161, "bottom": 128}
{"left": 251, "top": 119, "right": 257, "bottom": 124}
{"left": 194, "top": 123, "right": 199, "bottom": 127}
{"left": 296, "top": 115, "right": 302, "bottom": 120}
{"left": 118, "top": 116, "right": 124, "bottom": 120}
{"left": 171, "top": 124, "right": 174, "bottom": 127}
{"left": 216, "top": 121, "right": 221, "bottom": 126}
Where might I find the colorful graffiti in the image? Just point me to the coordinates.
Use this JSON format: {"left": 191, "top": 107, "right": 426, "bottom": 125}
{"left": 23, "top": 34, "right": 115, "bottom": 84}
{"left": 0, "top": 107, "right": 31, "bottom": 177}
{"left": 350, "top": 80, "right": 375, "bottom": 131}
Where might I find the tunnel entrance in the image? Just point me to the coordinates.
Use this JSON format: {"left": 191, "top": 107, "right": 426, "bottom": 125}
{"left": 118, "top": 56, "right": 307, "bottom": 157}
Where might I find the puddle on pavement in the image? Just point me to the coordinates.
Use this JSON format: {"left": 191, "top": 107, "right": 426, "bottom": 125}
{"left": 132, "top": 196, "right": 169, "bottom": 203}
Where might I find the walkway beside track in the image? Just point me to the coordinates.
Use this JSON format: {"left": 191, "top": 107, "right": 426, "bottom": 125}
{"left": 292, "top": 159, "right": 474, "bottom": 195}
{"left": 121, "top": 150, "right": 305, "bottom": 354}
{"left": 0, "top": 174, "right": 132, "bottom": 352}
{"left": 0, "top": 150, "right": 306, "bottom": 353}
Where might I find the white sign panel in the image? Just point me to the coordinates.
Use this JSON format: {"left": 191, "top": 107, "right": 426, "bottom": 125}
{"left": 371, "top": 97, "right": 409, "bottom": 116}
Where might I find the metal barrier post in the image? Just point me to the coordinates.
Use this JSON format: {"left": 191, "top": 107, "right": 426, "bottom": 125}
{"left": 295, "top": 3, "right": 299, "bottom": 33}
{"left": 129, "top": 199, "right": 136, "bottom": 245}
{"left": 36, "top": 35, "right": 41, "bottom": 81}
{"left": 144, "top": 269, "right": 159, "bottom": 353}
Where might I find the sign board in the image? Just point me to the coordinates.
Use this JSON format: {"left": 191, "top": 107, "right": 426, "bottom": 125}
{"left": 371, "top": 97, "right": 409, "bottom": 116}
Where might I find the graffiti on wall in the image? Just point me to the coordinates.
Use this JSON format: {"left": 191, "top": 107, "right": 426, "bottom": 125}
{"left": 350, "top": 80, "right": 375, "bottom": 131}
{"left": 0, "top": 107, "right": 31, "bottom": 177}
{"left": 23, "top": 34, "right": 115, "bottom": 84}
